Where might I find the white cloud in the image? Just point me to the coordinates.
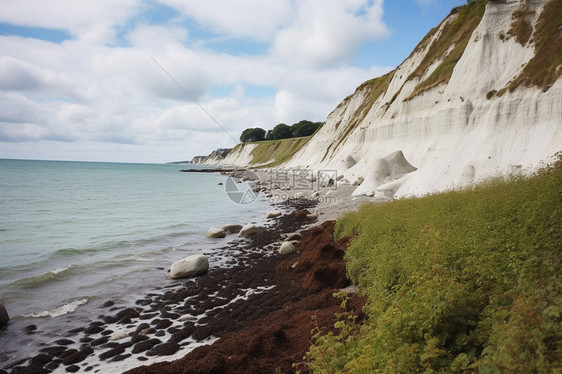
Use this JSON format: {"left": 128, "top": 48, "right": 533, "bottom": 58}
{"left": 271, "top": 0, "right": 388, "bottom": 68}
{"left": 126, "top": 25, "right": 189, "bottom": 51}
{"left": 0, "top": 0, "right": 141, "bottom": 44}
{"left": 157, "top": 0, "right": 293, "bottom": 41}
{"left": 0, "top": 0, "right": 393, "bottom": 162}
{"left": 0, "top": 93, "right": 39, "bottom": 124}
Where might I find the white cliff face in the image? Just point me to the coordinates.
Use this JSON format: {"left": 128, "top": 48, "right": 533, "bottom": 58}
{"left": 212, "top": 143, "right": 258, "bottom": 167}
{"left": 192, "top": 148, "right": 233, "bottom": 166}
{"left": 282, "top": 0, "right": 562, "bottom": 198}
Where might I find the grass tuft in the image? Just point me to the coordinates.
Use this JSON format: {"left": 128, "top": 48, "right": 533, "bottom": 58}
{"left": 507, "top": 5, "right": 534, "bottom": 46}
{"left": 405, "top": 0, "right": 487, "bottom": 100}
{"left": 243, "top": 136, "right": 312, "bottom": 168}
{"left": 500, "top": 0, "right": 562, "bottom": 94}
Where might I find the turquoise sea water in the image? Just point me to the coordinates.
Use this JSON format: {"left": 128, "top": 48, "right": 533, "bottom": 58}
{"left": 0, "top": 159, "right": 269, "bottom": 318}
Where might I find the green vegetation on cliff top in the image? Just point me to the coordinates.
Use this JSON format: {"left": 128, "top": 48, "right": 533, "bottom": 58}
{"left": 233, "top": 136, "right": 312, "bottom": 168}
{"left": 406, "top": 0, "right": 487, "bottom": 99}
{"left": 307, "top": 156, "right": 562, "bottom": 373}
{"left": 501, "top": 0, "right": 562, "bottom": 94}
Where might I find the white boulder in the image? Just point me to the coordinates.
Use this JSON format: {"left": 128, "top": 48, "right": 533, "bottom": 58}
{"left": 238, "top": 224, "right": 266, "bottom": 237}
{"left": 278, "top": 242, "right": 296, "bottom": 255}
{"left": 206, "top": 227, "right": 227, "bottom": 238}
{"left": 169, "top": 255, "right": 209, "bottom": 279}
{"left": 353, "top": 151, "right": 417, "bottom": 197}
{"left": 344, "top": 155, "right": 357, "bottom": 170}
{"left": 266, "top": 210, "right": 282, "bottom": 218}
{"left": 110, "top": 331, "right": 129, "bottom": 341}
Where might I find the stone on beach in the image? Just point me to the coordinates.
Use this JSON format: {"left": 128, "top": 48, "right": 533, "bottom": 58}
{"left": 306, "top": 213, "right": 318, "bottom": 220}
{"left": 110, "top": 331, "right": 129, "bottom": 341}
{"left": 169, "top": 255, "right": 209, "bottom": 279}
{"left": 0, "top": 301, "right": 9, "bottom": 327}
{"left": 220, "top": 224, "right": 243, "bottom": 234}
{"left": 266, "top": 210, "right": 282, "bottom": 218}
{"left": 206, "top": 227, "right": 227, "bottom": 238}
{"left": 285, "top": 232, "right": 302, "bottom": 241}
{"left": 278, "top": 242, "right": 296, "bottom": 255}
{"left": 238, "top": 224, "right": 265, "bottom": 237}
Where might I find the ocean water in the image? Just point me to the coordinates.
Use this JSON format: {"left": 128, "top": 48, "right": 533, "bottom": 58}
{"left": 0, "top": 159, "right": 270, "bottom": 319}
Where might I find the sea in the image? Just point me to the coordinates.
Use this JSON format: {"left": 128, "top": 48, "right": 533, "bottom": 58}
{"left": 0, "top": 159, "right": 270, "bottom": 371}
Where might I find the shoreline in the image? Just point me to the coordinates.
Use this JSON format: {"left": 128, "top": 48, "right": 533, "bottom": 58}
{"left": 120, "top": 169, "right": 373, "bottom": 374}
{"left": 124, "top": 216, "right": 366, "bottom": 374}
{"left": 1, "top": 168, "right": 373, "bottom": 374}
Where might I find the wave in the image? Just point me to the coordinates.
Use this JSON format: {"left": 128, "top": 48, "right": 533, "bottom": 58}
{"left": 11, "top": 264, "right": 80, "bottom": 288}
{"left": 112, "top": 253, "right": 154, "bottom": 262}
{"left": 50, "top": 247, "right": 103, "bottom": 258}
{"left": 145, "top": 245, "right": 178, "bottom": 256}
{"left": 21, "top": 298, "right": 89, "bottom": 318}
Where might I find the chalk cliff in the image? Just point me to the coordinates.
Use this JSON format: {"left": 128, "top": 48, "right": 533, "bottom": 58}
{"left": 206, "top": 0, "right": 562, "bottom": 198}
{"left": 190, "top": 148, "right": 231, "bottom": 165}
{"left": 283, "top": 0, "right": 562, "bottom": 197}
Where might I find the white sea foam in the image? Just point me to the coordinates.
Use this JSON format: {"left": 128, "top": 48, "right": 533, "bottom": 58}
{"left": 50, "top": 264, "right": 73, "bottom": 275}
{"left": 22, "top": 298, "right": 89, "bottom": 318}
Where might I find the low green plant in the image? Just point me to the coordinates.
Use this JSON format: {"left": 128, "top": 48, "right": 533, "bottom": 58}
{"left": 246, "top": 136, "right": 311, "bottom": 167}
{"left": 307, "top": 156, "right": 562, "bottom": 373}
{"left": 507, "top": 5, "right": 534, "bottom": 46}
{"left": 307, "top": 293, "right": 363, "bottom": 374}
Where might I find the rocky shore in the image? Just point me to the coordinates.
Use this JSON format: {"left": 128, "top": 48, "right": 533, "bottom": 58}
{"left": 125, "top": 219, "right": 365, "bottom": 374}
{"left": 2, "top": 193, "right": 364, "bottom": 374}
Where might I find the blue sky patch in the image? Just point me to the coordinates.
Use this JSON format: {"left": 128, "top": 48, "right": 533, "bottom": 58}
{"left": 0, "top": 23, "right": 71, "bottom": 43}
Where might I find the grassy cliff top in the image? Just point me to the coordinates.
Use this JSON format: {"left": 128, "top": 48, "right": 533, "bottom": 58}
{"left": 233, "top": 136, "right": 312, "bottom": 168}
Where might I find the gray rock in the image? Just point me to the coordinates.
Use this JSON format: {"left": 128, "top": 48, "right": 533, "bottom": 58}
{"left": 0, "top": 302, "right": 9, "bottom": 327}
{"left": 278, "top": 242, "right": 296, "bottom": 255}
{"left": 206, "top": 227, "right": 227, "bottom": 238}
{"left": 344, "top": 155, "right": 357, "bottom": 170}
{"left": 220, "top": 224, "right": 243, "bottom": 234}
{"left": 110, "top": 331, "right": 129, "bottom": 341}
{"left": 352, "top": 176, "right": 365, "bottom": 186}
{"left": 266, "top": 210, "right": 282, "bottom": 219}
{"left": 238, "top": 224, "right": 265, "bottom": 237}
{"left": 169, "top": 255, "right": 209, "bottom": 279}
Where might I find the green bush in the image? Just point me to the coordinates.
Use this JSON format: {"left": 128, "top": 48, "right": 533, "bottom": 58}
{"left": 240, "top": 127, "right": 266, "bottom": 142}
{"left": 307, "top": 157, "right": 562, "bottom": 373}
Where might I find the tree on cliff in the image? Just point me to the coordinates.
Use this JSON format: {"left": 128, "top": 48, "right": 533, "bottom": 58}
{"left": 272, "top": 123, "right": 292, "bottom": 140}
{"left": 240, "top": 128, "right": 266, "bottom": 142}
{"left": 239, "top": 120, "right": 324, "bottom": 143}
{"left": 291, "top": 120, "right": 323, "bottom": 137}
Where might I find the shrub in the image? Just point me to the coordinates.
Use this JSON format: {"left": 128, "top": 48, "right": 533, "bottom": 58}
{"left": 307, "top": 156, "right": 562, "bottom": 373}
{"left": 240, "top": 127, "right": 266, "bottom": 142}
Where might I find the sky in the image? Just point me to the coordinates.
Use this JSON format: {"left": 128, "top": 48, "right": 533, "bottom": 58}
{"left": 0, "top": 0, "right": 465, "bottom": 163}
